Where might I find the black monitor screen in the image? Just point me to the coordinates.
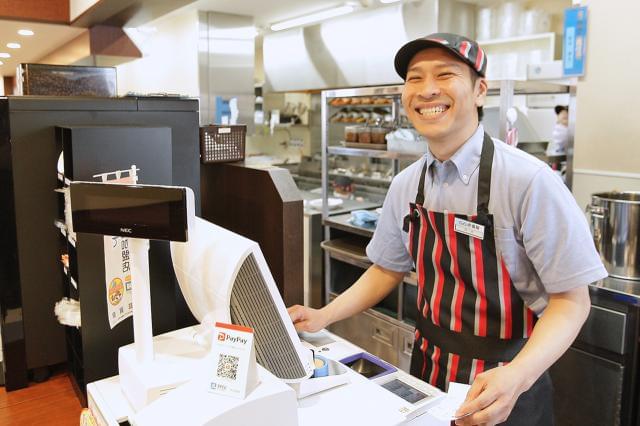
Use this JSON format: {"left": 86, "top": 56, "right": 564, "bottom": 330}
{"left": 71, "top": 183, "right": 188, "bottom": 241}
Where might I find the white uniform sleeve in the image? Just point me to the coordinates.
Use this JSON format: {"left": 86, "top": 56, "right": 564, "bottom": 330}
{"left": 366, "top": 178, "right": 414, "bottom": 273}
{"left": 520, "top": 167, "right": 608, "bottom": 292}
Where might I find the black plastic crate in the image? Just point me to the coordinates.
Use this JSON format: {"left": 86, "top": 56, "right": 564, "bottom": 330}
{"left": 200, "top": 124, "right": 246, "bottom": 163}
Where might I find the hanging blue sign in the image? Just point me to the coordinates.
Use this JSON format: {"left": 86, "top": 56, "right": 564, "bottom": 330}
{"left": 563, "top": 6, "right": 588, "bottom": 77}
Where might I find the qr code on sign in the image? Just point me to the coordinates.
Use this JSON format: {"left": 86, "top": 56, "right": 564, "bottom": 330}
{"left": 217, "top": 353, "right": 239, "bottom": 380}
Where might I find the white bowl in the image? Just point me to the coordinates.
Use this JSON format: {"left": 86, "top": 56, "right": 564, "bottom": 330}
{"left": 309, "top": 198, "right": 343, "bottom": 210}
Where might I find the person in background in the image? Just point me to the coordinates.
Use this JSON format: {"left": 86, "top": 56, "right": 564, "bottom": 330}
{"left": 289, "top": 33, "right": 606, "bottom": 425}
{"left": 546, "top": 105, "right": 569, "bottom": 173}
{"left": 546, "top": 105, "right": 569, "bottom": 156}
{"left": 555, "top": 105, "right": 568, "bottom": 126}
{"left": 332, "top": 175, "right": 354, "bottom": 199}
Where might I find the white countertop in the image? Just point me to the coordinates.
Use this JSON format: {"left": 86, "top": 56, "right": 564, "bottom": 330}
{"left": 87, "top": 328, "right": 452, "bottom": 426}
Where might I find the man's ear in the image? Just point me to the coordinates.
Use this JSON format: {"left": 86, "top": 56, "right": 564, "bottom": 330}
{"left": 475, "top": 78, "right": 488, "bottom": 107}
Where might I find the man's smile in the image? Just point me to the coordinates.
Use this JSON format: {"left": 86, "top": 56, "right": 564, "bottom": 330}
{"left": 414, "top": 103, "right": 450, "bottom": 119}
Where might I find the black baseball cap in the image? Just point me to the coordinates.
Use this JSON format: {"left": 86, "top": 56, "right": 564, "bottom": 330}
{"left": 394, "top": 33, "right": 487, "bottom": 79}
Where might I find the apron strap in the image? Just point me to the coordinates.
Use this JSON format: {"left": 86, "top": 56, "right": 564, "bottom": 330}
{"left": 476, "top": 132, "right": 495, "bottom": 224}
{"left": 420, "top": 319, "right": 527, "bottom": 363}
{"left": 414, "top": 156, "right": 430, "bottom": 206}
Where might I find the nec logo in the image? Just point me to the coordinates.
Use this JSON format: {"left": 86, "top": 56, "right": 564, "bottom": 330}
{"left": 217, "top": 332, "right": 247, "bottom": 345}
{"left": 120, "top": 228, "right": 132, "bottom": 234}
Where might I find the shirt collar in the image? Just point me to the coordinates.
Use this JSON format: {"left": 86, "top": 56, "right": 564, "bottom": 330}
{"left": 424, "top": 124, "right": 483, "bottom": 185}
{"left": 450, "top": 124, "right": 484, "bottom": 185}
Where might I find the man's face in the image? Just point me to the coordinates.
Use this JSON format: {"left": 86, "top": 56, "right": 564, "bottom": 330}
{"left": 401, "top": 48, "right": 487, "bottom": 145}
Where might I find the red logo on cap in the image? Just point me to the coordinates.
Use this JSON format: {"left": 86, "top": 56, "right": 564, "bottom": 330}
{"left": 459, "top": 41, "right": 472, "bottom": 59}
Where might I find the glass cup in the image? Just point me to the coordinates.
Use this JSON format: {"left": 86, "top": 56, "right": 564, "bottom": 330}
{"left": 344, "top": 125, "right": 358, "bottom": 143}
{"left": 357, "top": 126, "right": 371, "bottom": 144}
{"left": 371, "top": 127, "right": 389, "bottom": 145}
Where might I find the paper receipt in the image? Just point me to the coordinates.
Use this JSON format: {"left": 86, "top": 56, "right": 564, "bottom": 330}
{"left": 427, "top": 382, "right": 471, "bottom": 421}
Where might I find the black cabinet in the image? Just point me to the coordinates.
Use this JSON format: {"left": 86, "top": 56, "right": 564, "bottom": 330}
{"left": 550, "top": 287, "right": 640, "bottom": 426}
{"left": 551, "top": 347, "right": 624, "bottom": 425}
{"left": 0, "top": 97, "right": 200, "bottom": 392}
{"left": 58, "top": 125, "right": 177, "bottom": 396}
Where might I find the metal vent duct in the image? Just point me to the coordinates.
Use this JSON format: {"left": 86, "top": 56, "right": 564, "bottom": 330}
{"left": 198, "top": 11, "right": 255, "bottom": 127}
{"left": 230, "top": 254, "right": 308, "bottom": 380}
{"left": 263, "top": 0, "right": 475, "bottom": 92}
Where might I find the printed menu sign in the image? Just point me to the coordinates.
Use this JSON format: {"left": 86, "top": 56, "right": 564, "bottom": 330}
{"left": 104, "top": 236, "right": 133, "bottom": 329}
{"left": 101, "top": 171, "right": 136, "bottom": 329}
{"left": 209, "top": 322, "right": 258, "bottom": 399}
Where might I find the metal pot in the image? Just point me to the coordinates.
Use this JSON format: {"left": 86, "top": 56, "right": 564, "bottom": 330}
{"left": 587, "top": 191, "right": 640, "bottom": 280}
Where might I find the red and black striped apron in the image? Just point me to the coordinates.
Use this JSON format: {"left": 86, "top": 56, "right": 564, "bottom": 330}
{"left": 403, "top": 133, "right": 553, "bottom": 425}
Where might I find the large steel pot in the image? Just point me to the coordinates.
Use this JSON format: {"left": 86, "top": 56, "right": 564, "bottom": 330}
{"left": 588, "top": 191, "right": 640, "bottom": 280}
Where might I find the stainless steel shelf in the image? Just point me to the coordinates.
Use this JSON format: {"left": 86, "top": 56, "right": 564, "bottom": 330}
{"left": 324, "top": 81, "right": 571, "bottom": 99}
{"left": 486, "top": 80, "right": 573, "bottom": 96}
{"left": 320, "top": 231, "right": 418, "bottom": 288}
{"left": 328, "top": 291, "right": 414, "bottom": 331}
{"left": 328, "top": 145, "right": 423, "bottom": 161}
{"left": 330, "top": 103, "right": 393, "bottom": 109}
{"left": 323, "top": 212, "right": 376, "bottom": 238}
{"left": 328, "top": 171, "right": 391, "bottom": 187}
{"left": 324, "top": 85, "right": 404, "bottom": 99}
{"left": 321, "top": 238, "right": 372, "bottom": 269}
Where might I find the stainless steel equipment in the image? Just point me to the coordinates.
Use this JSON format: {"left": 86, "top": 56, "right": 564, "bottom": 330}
{"left": 550, "top": 281, "right": 640, "bottom": 426}
{"left": 588, "top": 191, "right": 640, "bottom": 280}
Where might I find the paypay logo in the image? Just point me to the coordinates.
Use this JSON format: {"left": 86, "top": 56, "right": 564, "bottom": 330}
{"left": 217, "top": 332, "right": 247, "bottom": 345}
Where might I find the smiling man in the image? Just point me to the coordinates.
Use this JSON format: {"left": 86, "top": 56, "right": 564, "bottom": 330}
{"left": 288, "top": 33, "right": 607, "bottom": 426}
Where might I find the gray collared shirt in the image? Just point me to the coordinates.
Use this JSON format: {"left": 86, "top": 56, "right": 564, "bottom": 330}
{"left": 367, "top": 124, "right": 607, "bottom": 314}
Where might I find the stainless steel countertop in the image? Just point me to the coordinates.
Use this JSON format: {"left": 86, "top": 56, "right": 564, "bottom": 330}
{"left": 299, "top": 189, "right": 381, "bottom": 217}
{"left": 590, "top": 276, "right": 640, "bottom": 306}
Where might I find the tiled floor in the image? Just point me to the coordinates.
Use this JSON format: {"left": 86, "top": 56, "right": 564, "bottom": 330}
{"left": 0, "top": 371, "right": 83, "bottom": 425}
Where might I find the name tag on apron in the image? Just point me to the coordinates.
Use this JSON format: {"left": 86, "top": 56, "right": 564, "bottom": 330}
{"left": 454, "top": 217, "right": 484, "bottom": 240}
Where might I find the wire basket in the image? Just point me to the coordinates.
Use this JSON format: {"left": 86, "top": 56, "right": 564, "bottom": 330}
{"left": 200, "top": 125, "right": 246, "bottom": 163}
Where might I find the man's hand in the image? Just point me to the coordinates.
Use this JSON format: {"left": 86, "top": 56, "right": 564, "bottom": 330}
{"left": 287, "top": 264, "right": 405, "bottom": 333}
{"left": 287, "top": 305, "right": 331, "bottom": 333}
{"left": 454, "top": 364, "right": 529, "bottom": 426}
{"left": 454, "top": 287, "right": 590, "bottom": 425}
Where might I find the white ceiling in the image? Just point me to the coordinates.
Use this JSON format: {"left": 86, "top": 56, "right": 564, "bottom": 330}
{"left": 0, "top": 0, "right": 459, "bottom": 80}
{"left": 0, "top": 0, "right": 350, "bottom": 79}
{"left": 187, "top": 0, "right": 348, "bottom": 27}
{"left": 0, "top": 20, "right": 85, "bottom": 78}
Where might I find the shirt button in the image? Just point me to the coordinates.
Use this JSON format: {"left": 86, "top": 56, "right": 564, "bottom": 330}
{"left": 463, "top": 174, "right": 468, "bottom": 180}
{"left": 443, "top": 182, "right": 449, "bottom": 188}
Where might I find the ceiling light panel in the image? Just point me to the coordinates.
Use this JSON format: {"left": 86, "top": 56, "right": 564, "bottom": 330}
{"left": 7, "top": 43, "right": 21, "bottom": 49}
{"left": 270, "top": 5, "right": 358, "bottom": 32}
{"left": 0, "top": 53, "right": 11, "bottom": 58}
{"left": 18, "top": 29, "right": 34, "bottom": 36}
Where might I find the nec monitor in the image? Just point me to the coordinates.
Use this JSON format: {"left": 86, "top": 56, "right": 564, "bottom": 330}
{"left": 70, "top": 182, "right": 194, "bottom": 241}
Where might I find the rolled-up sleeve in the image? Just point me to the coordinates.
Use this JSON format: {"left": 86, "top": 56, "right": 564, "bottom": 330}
{"left": 519, "top": 168, "right": 608, "bottom": 293}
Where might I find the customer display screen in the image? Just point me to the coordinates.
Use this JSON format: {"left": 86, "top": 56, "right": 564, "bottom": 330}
{"left": 71, "top": 183, "right": 188, "bottom": 241}
{"left": 381, "top": 379, "right": 429, "bottom": 404}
